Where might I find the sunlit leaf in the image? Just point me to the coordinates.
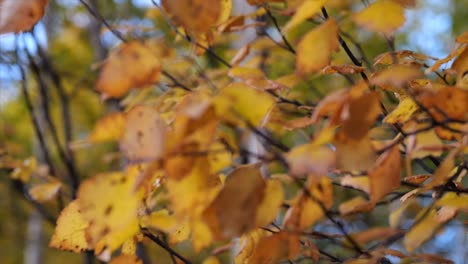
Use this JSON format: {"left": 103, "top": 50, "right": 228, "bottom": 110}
{"left": 88, "top": 112, "right": 126, "bottom": 143}
{"left": 214, "top": 83, "right": 275, "bottom": 126}
{"left": 283, "top": 0, "right": 329, "bottom": 32}
{"left": 353, "top": 0, "right": 405, "bottom": 35}
{"left": 49, "top": 201, "right": 90, "bottom": 253}
{"left": 77, "top": 172, "right": 144, "bottom": 252}
{"left": 296, "top": 18, "right": 339, "bottom": 75}
{"left": 284, "top": 177, "right": 333, "bottom": 230}
{"left": 404, "top": 209, "right": 442, "bottom": 252}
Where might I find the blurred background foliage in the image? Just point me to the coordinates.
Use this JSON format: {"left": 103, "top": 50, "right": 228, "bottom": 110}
{"left": 0, "top": 0, "right": 467, "bottom": 263}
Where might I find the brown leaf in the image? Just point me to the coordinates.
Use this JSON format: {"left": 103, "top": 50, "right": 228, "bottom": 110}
{"left": 203, "top": 164, "right": 265, "bottom": 240}
{"left": 369, "top": 145, "right": 401, "bottom": 203}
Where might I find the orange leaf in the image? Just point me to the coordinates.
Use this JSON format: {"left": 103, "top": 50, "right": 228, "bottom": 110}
{"left": 96, "top": 41, "right": 161, "bottom": 99}
{"left": 369, "top": 145, "right": 401, "bottom": 203}
{"left": 0, "top": 0, "right": 48, "bottom": 34}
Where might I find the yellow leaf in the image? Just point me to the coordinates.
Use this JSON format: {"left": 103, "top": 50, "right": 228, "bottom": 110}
{"left": 120, "top": 105, "right": 167, "bottom": 162}
{"left": 353, "top": 0, "right": 405, "bottom": 35}
{"left": 0, "top": 0, "right": 48, "bottom": 34}
{"left": 404, "top": 209, "right": 441, "bottom": 252}
{"left": 284, "top": 177, "right": 333, "bottom": 230}
{"left": 88, "top": 112, "right": 126, "bottom": 143}
{"left": 166, "top": 157, "right": 221, "bottom": 218}
{"left": 203, "top": 164, "right": 266, "bottom": 240}
{"left": 340, "top": 175, "right": 370, "bottom": 194}
{"left": 96, "top": 41, "right": 161, "bottom": 99}
{"left": 436, "top": 192, "right": 468, "bottom": 212}
{"left": 214, "top": 83, "right": 275, "bottom": 126}
{"left": 339, "top": 196, "right": 372, "bottom": 215}
{"left": 77, "top": 172, "right": 143, "bottom": 252}
{"left": 192, "top": 219, "right": 214, "bottom": 252}
{"left": 296, "top": 18, "right": 339, "bottom": 75}
{"left": 49, "top": 201, "right": 90, "bottom": 253}
{"left": 203, "top": 256, "right": 220, "bottom": 264}
{"left": 369, "top": 145, "right": 401, "bottom": 203}
{"left": 228, "top": 67, "right": 265, "bottom": 81}
{"left": 283, "top": 0, "right": 329, "bottom": 32}
{"left": 121, "top": 239, "right": 137, "bottom": 255}
{"left": 255, "top": 179, "right": 284, "bottom": 227}
{"left": 29, "top": 180, "right": 61, "bottom": 202}
{"left": 10, "top": 157, "right": 38, "bottom": 183}
{"left": 384, "top": 97, "right": 419, "bottom": 124}
{"left": 141, "top": 209, "right": 177, "bottom": 231}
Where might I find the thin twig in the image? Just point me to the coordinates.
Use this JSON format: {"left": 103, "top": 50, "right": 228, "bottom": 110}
{"left": 141, "top": 228, "right": 192, "bottom": 264}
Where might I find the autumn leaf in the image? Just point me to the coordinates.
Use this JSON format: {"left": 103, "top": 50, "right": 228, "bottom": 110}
{"left": 369, "top": 145, "right": 401, "bottom": 203}
{"left": 282, "top": 0, "right": 329, "bottom": 32}
{"left": 296, "top": 18, "right": 340, "bottom": 75}
{"left": 214, "top": 83, "right": 275, "bottom": 126}
{"left": 77, "top": 172, "right": 144, "bottom": 253}
{"left": 0, "top": 0, "right": 48, "bottom": 34}
{"left": 404, "top": 209, "right": 442, "bottom": 252}
{"left": 354, "top": 0, "right": 405, "bottom": 36}
{"left": 284, "top": 177, "right": 333, "bottom": 230}
{"left": 286, "top": 144, "right": 335, "bottom": 177}
{"left": 87, "top": 112, "right": 126, "bottom": 143}
{"left": 96, "top": 41, "right": 161, "bottom": 99}
{"left": 203, "top": 164, "right": 266, "bottom": 240}
{"left": 49, "top": 200, "right": 90, "bottom": 253}
{"left": 120, "top": 105, "right": 167, "bottom": 162}
{"left": 248, "top": 232, "right": 301, "bottom": 264}
{"left": 162, "top": 0, "right": 231, "bottom": 32}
